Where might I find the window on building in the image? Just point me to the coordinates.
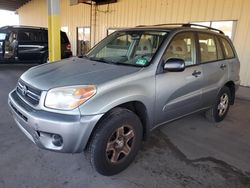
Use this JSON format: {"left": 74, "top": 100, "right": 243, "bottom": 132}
{"left": 77, "top": 27, "right": 91, "bottom": 56}
{"left": 192, "top": 21, "right": 237, "bottom": 40}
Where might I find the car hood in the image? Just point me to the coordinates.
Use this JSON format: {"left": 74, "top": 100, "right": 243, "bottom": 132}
{"left": 20, "top": 57, "right": 142, "bottom": 90}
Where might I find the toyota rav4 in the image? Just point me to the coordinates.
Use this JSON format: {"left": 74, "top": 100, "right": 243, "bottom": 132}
{"left": 8, "top": 24, "right": 240, "bottom": 176}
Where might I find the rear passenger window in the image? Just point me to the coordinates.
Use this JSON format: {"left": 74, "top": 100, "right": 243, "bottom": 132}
{"left": 164, "top": 32, "right": 196, "bottom": 66}
{"left": 18, "top": 30, "right": 44, "bottom": 42}
{"left": 198, "top": 33, "right": 219, "bottom": 63}
{"left": 221, "top": 38, "right": 235, "bottom": 59}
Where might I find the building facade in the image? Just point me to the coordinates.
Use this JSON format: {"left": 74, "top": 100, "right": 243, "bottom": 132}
{"left": 17, "top": 0, "right": 250, "bottom": 86}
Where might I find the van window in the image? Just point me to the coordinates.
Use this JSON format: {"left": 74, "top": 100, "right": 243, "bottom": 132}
{"left": 9, "top": 32, "right": 17, "bottom": 43}
{"left": 0, "top": 32, "right": 6, "bottom": 40}
{"left": 18, "top": 30, "right": 44, "bottom": 42}
{"left": 221, "top": 38, "right": 235, "bottom": 59}
{"left": 198, "top": 33, "right": 218, "bottom": 63}
{"left": 164, "top": 32, "right": 196, "bottom": 66}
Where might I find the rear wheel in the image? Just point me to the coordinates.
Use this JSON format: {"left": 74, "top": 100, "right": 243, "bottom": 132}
{"left": 206, "top": 86, "right": 231, "bottom": 122}
{"left": 86, "top": 108, "right": 143, "bottom": 176}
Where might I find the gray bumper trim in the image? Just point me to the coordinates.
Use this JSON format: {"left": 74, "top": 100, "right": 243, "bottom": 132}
{"left": 8, "top": 90, "right": 103, "bottom": 153}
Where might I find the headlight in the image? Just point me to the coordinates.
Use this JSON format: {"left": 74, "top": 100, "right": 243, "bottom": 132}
{"left": 45, "top": 85, "right": 96, "bottom": 110}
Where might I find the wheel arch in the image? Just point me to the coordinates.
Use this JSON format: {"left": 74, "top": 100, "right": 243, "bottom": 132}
{"left": 85, "top": 101, "right": 150, "bottom": 151}
{"left": 224, "top": 81, "right": 235, "bottom": 105}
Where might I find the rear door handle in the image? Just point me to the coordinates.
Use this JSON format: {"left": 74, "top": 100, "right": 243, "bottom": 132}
{"left": 220, "top": 64, "right": 227, "bottom": 69}
{"left": 192, "top": 70, "right": 201, "bottom": 77}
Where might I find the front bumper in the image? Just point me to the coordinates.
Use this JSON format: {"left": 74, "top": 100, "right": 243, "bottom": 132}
{"left": 8, "top": 90, "right": 103, "bottom": 153}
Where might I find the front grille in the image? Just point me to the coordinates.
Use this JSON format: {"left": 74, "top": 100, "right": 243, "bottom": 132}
{"left": 16, "top": 80, "right": 41, "bottom": 106}
{"left": 10, "top": 102, "right": 28, "bottom": 122}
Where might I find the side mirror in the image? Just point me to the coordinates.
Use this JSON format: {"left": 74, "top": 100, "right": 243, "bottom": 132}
{"left": 163, "top": 58, "right": 185, "bottom": 72}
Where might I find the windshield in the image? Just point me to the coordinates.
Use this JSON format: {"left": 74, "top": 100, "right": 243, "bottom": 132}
{"left": 0, "top": 32, "right": 7, "bottom": 41}
{"left": 86, "top": 31, "right": 168, "bottom": 67}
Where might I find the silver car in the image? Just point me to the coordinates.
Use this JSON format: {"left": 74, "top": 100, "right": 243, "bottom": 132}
{"left": 8, "top": 24, "right": 240, "bottom": 176}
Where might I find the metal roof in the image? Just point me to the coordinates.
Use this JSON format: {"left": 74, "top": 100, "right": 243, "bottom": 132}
{"left": 70, "top": 0, "right": 117, "bottom": 6}
{"left": 0, "top": 0, "right": 31, "bottom": 11}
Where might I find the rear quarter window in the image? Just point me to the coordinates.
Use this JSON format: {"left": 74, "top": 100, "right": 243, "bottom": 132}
{"left": 18, "top": 30, "right": 44, "bottom": 42}
{"left": 221, "top": 38, "right": 235, "bottom": 59}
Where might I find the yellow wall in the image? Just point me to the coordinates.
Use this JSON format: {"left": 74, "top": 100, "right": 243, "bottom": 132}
{"left": 18, "top": 0, "right": 250, "bottom": 86}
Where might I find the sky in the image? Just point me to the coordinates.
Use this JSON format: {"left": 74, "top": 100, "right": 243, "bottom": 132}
{"left": 0, "top": 10, "right": 19, "bottom": 27}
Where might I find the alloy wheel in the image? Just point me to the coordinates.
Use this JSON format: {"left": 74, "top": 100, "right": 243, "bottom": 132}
{"left": 217, "top": 93, "right": 229, "bottom": 117}
{"left": 106, "top": 125, "right": 135, "bottom": 164}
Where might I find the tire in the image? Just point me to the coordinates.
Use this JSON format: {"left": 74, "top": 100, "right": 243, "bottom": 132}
{"left": 206, "top": 86, "right": 231, "bottom": 122}
{"left": 86, "top": 108, "right": 143, "bottom": 176}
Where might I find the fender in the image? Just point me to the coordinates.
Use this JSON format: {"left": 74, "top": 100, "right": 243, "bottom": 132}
{"left": 78, "top": 71, "right": 156, "bottom": 129}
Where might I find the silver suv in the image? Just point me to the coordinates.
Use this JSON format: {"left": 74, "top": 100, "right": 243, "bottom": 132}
{"left": 8, "top": 24, "right": 240, "bottom": 176}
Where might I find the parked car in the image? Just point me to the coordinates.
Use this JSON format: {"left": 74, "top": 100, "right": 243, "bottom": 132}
{"left": 0, "top": 25, "right": 72, "bottom": 64}
{"left": 8, "top": 23, "right": 240, "bottom": 176}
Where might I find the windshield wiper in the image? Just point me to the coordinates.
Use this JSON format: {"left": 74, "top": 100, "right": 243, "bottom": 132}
{"left": 88, "top": 57, "right": 116, "bottom": 65}
{"left": 78, "top": 55, "right": 88, "bottom": 58}
{"left": 87, "top": 56, "right": 143, "bottom": 68}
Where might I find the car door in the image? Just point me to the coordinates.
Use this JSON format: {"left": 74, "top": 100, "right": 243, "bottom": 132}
{"left": 18, "top": 29, "right": 45, "bottom": 63}
{"left": 197, "top": 33, "right": 228, "bottom": 108}
{"left": 0, "top": 31, "right": 7, "bottom": 61}
{"left": 155, "top": 32, "right": 203, "bottom": 125}
{"left": 3, "top": 30, "right": 18, "bottom": 61}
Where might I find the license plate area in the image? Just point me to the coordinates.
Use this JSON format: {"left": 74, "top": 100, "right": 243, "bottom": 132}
{"left": 10, "top": 102, "right": 28, "bottom": 122}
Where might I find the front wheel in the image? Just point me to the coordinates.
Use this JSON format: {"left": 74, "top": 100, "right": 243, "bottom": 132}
{"left": 86, "top": 108, "right": 143, "bottom": 176}
{"left": 206, "top": 86, "right": 231, "bottom": 122}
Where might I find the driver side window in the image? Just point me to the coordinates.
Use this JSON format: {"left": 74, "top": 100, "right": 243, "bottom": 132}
{"left": 164, "top": 32, "right": 196, "bottom": 66}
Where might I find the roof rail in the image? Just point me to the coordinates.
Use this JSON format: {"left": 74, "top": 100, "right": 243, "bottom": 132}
{"left": 183, "top": 23, "right": 224, "bottom": 34}
{"left": 136, "top": 23, "right": 224, "bottom": 34}
{"left": 14, "top": 25, "right": 47, "bottom": 30}
{"left": 136, "top": 23, "right": 185, "bottom": 27}
{"left": 0, "top": 25, "right": 47, "bottom": 30}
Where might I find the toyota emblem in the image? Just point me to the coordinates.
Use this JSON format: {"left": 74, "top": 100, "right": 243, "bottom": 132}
{"left": 21, "top": 85, "right": 28, "bottom": 96}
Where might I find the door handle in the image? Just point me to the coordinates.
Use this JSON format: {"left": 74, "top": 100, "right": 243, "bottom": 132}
{"left": 220, "top": 64, "right": 227, "bottom": 69}
{"left": 192, "top": 70, "right": 201, "bottom": 77}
